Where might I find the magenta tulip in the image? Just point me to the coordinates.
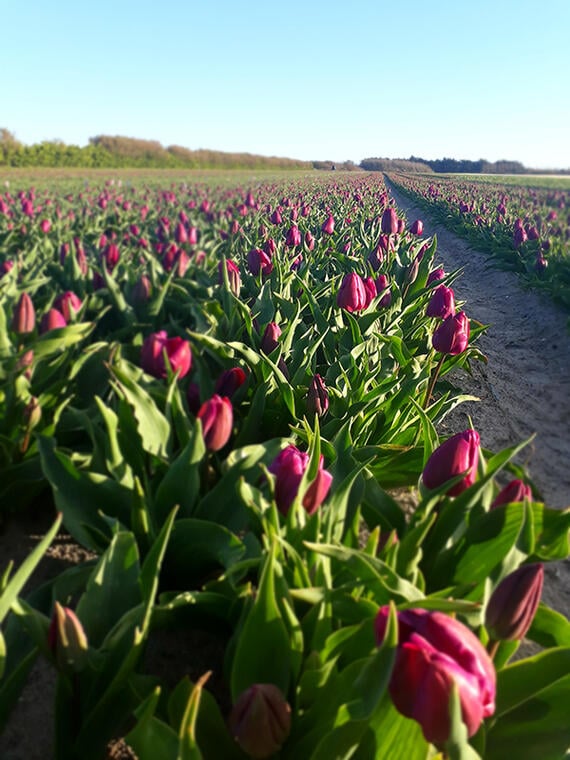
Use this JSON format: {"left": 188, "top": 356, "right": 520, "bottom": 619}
{"left": 11, "top": 292, "right": 36, "bottom": 335}
{"left": 40, "top": 308, "right": 67, "bottom": 333}
{"left": 485, "top": 563, "right": 544, "bottom": 641}
{"left": 336, "top": 272, "right": 367, "bottom": 313}
{"left": 141, "top": 331, "right": 192, "bottom": 380}
{"left": 381, "top": 207, "right": 399, "bottom": 234}
{"left": 229, "top": 684, "right": 291, "bottom": 759}
{"left": 426, "top": 285, "right": 456, "bottom": 320}
{"left": 268, "top": 445, "right": 332, "bottom": 516}
{"left": 432, "top": 311, "right": 470, "bottom": 355}
{"left": 53, "top": 291, "right": 82, "bottom": 322}
{"left": 197, "top": 395, "right": 233, "bottom": 451}
{"left": 422, "top": 429, "right": 480, "bottom": 496}
{"left": 491, "top": 479, "right": 533, "bottom": 509}
{"left": 247, "top": 248, "right": 273, "bottom": 277}
{"left": 215, "top": 366, "right": 246, "bottom": 397}
{"left": 375, "top": 607, "right": 496, "bottom": 744}
{"left": 410, "top": 219, "right": 424, "bottom": 235}
{"left": 307, "top": 374, "right": 329, "bottom": 417}
{"left": 322, "top": 214, "right": 335, "bottom": 235}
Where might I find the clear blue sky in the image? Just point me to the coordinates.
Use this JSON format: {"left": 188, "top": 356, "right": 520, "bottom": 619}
{"left": 2, "top": 0, "right": 569, "bottom": 168}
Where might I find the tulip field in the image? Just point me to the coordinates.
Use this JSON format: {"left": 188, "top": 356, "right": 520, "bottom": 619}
{"left": 386, "top": 173, "right": 570, "bottom": 313}
{"left": 1, "top": 172, "right": 570, "bottom": 759}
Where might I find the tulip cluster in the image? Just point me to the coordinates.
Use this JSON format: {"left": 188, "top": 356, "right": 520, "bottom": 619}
{"left": 268, "top": 445, "right": 332, "bottom": 515}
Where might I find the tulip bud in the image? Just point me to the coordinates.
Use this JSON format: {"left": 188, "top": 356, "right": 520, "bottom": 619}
{"left": 229, "top": 684, "right": 291, "bottom": 759}
{"left": 304, "top": 230, "right": 315, "bottom": 251}
{"left": 197, "top": 395, "right": 233, "bottom": 451}
{"left": 422, "top": 429, "right": 480, "bottom": 496}
{"left": 381, "top": 207, "right": 398, "bottom": 234}
{"left": 39, "top": 218, "right": 51, "bottom": 234}
{"left": 218, "top": 259, "right": 242, "bottom": 296}
{"left": 432, "top": 311, "right": 470, "bottom": 355}
{"left": 174, "top": 221, "right": 188, "bottom": 244}
{"left": 40, "top": 309, "right": 67, "bottom": 335}
{"left": 485, "top": 563, "right": 544, "bottom": 641}
{"left": 426, "top": 285, "right": 456, "bottom": 320}
{"left": 260, "top": 322, "right": 281, "bottom": 354}
{"left": 322, "top": 214, "right": 335, "bottom": 235}
{"left": 53, "top": 291, "right": 82, "bottom": 322}
{"left": 375, "top": 607, "right": 495, "bottom": 744}
{"left": 491, "top": 479, "right": 533, "bottom": 509}
{"left": 103, "top": 243, "right": 120, "bottom": 271}
{"left": 215, "top": 367, "right": 247, "bottom": 398}
{"left": 307, "top": 374, "right": 329, "bottom": 417}
{"left": 48, "top": 601, "right": 89, "bottom": 673}
{"left": 410, "top": 219, "right": 424, "bottom": 235}
{"left": 427, "top": 267, "right": 446, "bottom": 286}
{"left": 268, "top": 445, "right": 332, "bottom": 515}
{"left": 12, "top": 292, "right": 36, "bottom": 335}
{"left": 0, "top": 259, "right": 15, "bottom": 278}
{"left": 285, "top": 225, "right": 301, "bottom": 247}
{"left": 23, "top": 396, "right": 42, "bottom": 428}
{"left": 270, "top": 209, "right": 282, "bottom": 225}
{"left": 336, "top": 272, "right": 367, "bottom": 313}
{"left": 141, "top": 331, "right": 192, "bottom": 380}
{"left": 247, "top": 248, "right": 273, "bottom": 277}
{"left": 132, "top": 274, "right": 152, "bottom": 305}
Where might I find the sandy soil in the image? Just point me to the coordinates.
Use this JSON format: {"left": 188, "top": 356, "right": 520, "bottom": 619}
{"left": 1, "top": 187, "right": 569, "bottom": 757}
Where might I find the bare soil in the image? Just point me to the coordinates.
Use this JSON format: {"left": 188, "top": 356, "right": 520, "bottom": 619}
{"left": 1, "top": 189, "right": 570, "bottom": 757}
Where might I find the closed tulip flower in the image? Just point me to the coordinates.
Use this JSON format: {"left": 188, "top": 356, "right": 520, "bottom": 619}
{"left": 48, "top": 602, "right": 89, "bottom": 674}
{"left": 141, "top": 331, "right": 192, "bottom": 380}
{"left": 218, "top": 258, "right": 241, "bottom": 295}
{"left": 285, "top": 224, "right": 301, "bottom": 247}
{"left": 197, "top": 395, "right": 233, "bottom": 451}
{"left": 375, "top": 607, "right": 496, "bottom": 745}
{"left": 307, "top": 374, "right": 329, "bottom": 417}
{"left": 229, "top": 684, "right": 291, "bottom": 759}
{"left": 410, "top": 219, "right": 424, "bottom": 235}
{"left": 427, "top": 267, "right": 446, "bottom": 286}
{"left": 247, "top": 248, "right": 273, "bottom": 277}
{"left": 432, "top": 311, "right": 470, "bottom": 355}
{"left": 422, "top": 430, "right": 480, "bottom": 496}
{"left": 12, "top": 292, "right": 36, "bottom": 335}
{"left": 215, "top": 366, "right": 247, "bottom": 398}
{"left": 363, "top": 276, "right": 377, "bottom": 308}
{"left": 321, "top": 214, "right": 335, "bottom": 235}
{"left": 260, "top": 322, "right": 282, "bottom": 354}
{"left": 268, "top": 444, "right": 332, "bottom": 515}
{"left": 53, "top": 291, "right": 82, "bottom": 322}
{"left": 381, "top": 207, "right": 399, "bottom": 234}
{"left": 40, "top": 308, "right": 67, "bottom": 333}
{"left": 491, "top": 479, "right": 533, "bottom": 509}
{"left": 336, "top": 272, "right": 367, "bottom": 313}
{"left": 485, "top": 563, "right": 544, "bottom": 641}
{"left": 426, "top": 285, "right": 456, "bottom": 320}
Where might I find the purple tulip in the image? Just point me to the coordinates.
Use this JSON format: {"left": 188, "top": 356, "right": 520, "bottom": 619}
{"left": 53, "top": 291, "right": 82, "bottom": 322}
{"left": 141, "top": 331, "right": 192, "bottom": 380}
{"left": 432, "top": 311, "right": 470, "bottom": 355}
{"left": 40, "top": 308, "right": 67, "bottom": 333}
{"left": 307, "top": 374, "right": 329, "bottom": 417}
{"left": 485, "top": 563, "right": 544, "bottom": 641}
{"left": 11, "top": 292, "right": 36, "bottom": 335}
{"left": 285, "top": 224, "right": 301, "bottom": 247}
{"left": 422, "top": 429, "right": 480, "bottom": 496}
{"left": 268, "top": 444, "right": 333, "bottom": 515}
{"left": 410, "top": 219, "right": 424, "bottom": 235}
{"left": 363, "top": 276, "right": 377, "bottom": 308}
{"left": 197, "top": 394, "right": 233, "bottom": 451}
{"left": 381, "top": 207, "right": 399, "bottom": 234}
{"left": 336, "top": 272, "right": 367, "bottom": 313}
{"left": 322, "top": 214, "right": 335, "bottom": 235}
{"left": 375, "top": 607, "right": 496, "bottom": 744}
{"left": 491, "top": 479, "right": 533, "bottom": 509}
{"left": 426, "top": 285, "right": 456, "bottom": 320}
{"left": 215, "top": 366, "right": 247, "bottom": 397}
{"left": 261, "top": 322, "right": 282, "bottom": 354}
{"left": 427, "top": 267, "right": 446, "bottom": 286}
{"left": 218, "top": 258, "right": 241, "bottom": 295}
{"left": 247, "top": 248, "right": 273, "bottom": 277}
{"left": 229, "top": 684, "right": 291, "bottom": 759}
{"left": 39, "top": 218, "right": 52, "bottom": 234}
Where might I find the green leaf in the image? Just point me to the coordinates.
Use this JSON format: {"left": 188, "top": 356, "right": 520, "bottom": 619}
{"left": 126, "top": 688, "right": 179, "bottom": 760}
{"left": 76, "top": 532, "right": 141, "bottom": 648}
{"left": 445, "top": 683, "right": 482, "bottom": 759}
{"left": 230, "top": 542, "right": 292, "bottom": 700}
{"left": 32, "top": 322, "right": 95, "bottom": 360}
{"left": 527, "top": 603, "right": 570, "bottom": 649}
{"left": 494, "top": 647, "right": 570, "bottom": 717}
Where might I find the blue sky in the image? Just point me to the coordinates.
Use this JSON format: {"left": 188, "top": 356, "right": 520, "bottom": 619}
{"left": 2, "top": 0, "right": 569, "bottom": 168}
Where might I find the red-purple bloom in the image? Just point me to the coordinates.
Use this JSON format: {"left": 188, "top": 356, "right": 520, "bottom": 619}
{"left": 363, "top": 276, "right": 377, "bottom": 308}
{"left": 268, "top": 444, "right": 333, "bottom": 515}
{"left": 11, "top": 292, "right": 35, "bottom": 335}
{"left": 307, "top": 374, "right": 329, "bottom": 417}
{"left": 322, "top": 214, "right": 335, "bottom": 235}
{"left": 197, "top": 394, "right": 233, "bottom": 451}
{"left": 381, "top": 207, "right": 399, "bottom": 234}
{"left": 375, "top": 607, "right": 496, "bottom": 744}
{"left": 40, "top": 308, "right": 67, "bottom": 333}
{"left": 426, "top": 285, "right": 456, "bottom": 320}
{"left": 261, "top": 322, "right": 282, "bottom": 354}
{"left": 229, "top": 684, "right": 291, "bottom": 759}
{"left": 422, "top": 430, "right": 480, "bottom": 496}
{"left": 432, "top": 311, "right": 470, "bottom": 355}
{"left": 141, "top": 331, "right": 192, "bottom": 380}
{"left": 485, "top": 563, "right": 544, "bottom": 641}
{"left": 427, "top": 268, "right": 446, "bottom": 286}
{"left": 336, "top": 272, "right": 367, "bottom": 313}
{"left": 53, "top": 291, "right": 82, "bottom": 322}
{"left": 215, "top": 366, "right": 247, "bottom": 397}
{"left": 410, "top": 219, "right": 424, "bottom": 235}
{"left": 285, "top": 224, "right": 301, "bottom": 247}
{"left": 39, "top": 218, "right": 52, "bottom": 234}
{"left": 491, "top": 479, "right": 533, "bottom": 509}
{"left": 218, "top": 258, "right": 241, "bottom": 295}
{"left": 247, "top": 248, "right": 273, "bottom": 277}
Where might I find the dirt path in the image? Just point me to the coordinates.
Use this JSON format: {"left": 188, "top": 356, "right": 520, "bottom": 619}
{"left": 388, "top": 181, "right": 570, "bottom": 614}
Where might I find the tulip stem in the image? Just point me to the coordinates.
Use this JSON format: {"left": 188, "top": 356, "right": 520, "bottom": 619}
{"left": 487, "top": 639, "right": 500, "bottom": 660}
{"left": 423, "top": 354, "right": 445, "bottom": 409}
